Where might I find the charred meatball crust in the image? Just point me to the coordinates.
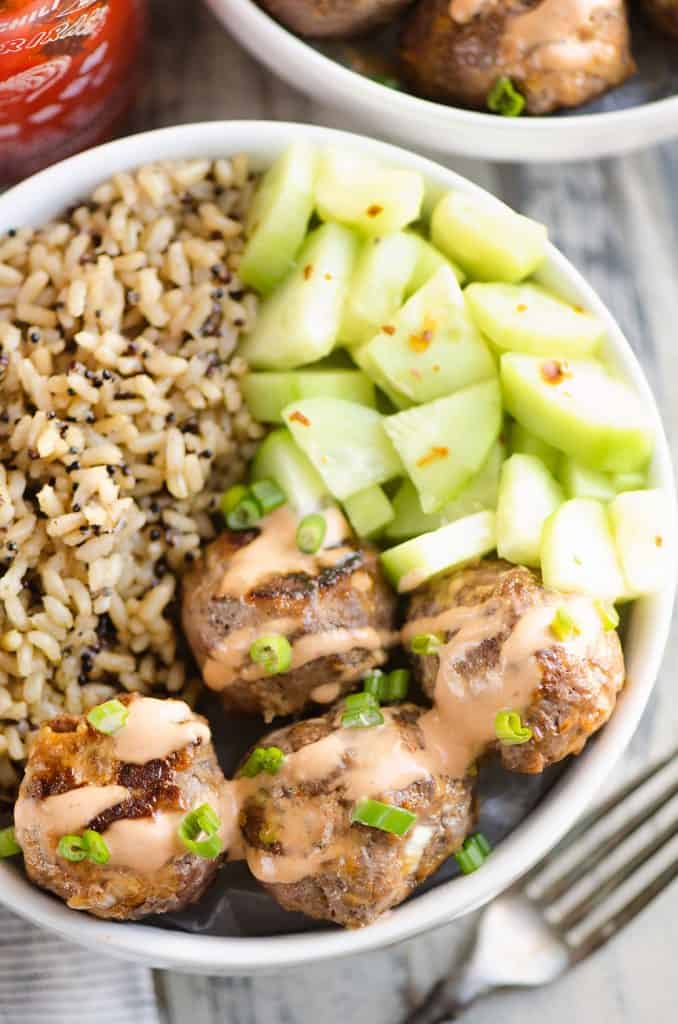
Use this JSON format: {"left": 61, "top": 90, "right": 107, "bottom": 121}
{"left": 258, "top": 0, "right": 413, "bottom": 39}
{"left": 640, "top": 0, "right": 678, "bottom": 37}
{"left": 400, "top": 0, "right": 636, "bottom": 115}
{"left": 407, "top": 560, "right": 625, "bottom": 774}
{"left": 239, "top": 703, "right": 475, "bottom": 928}
{"left": 182, "top": 527, "right": 398, "bottom": 720}
{"left": 16, "top": 695, "right": 226, "bottom": 920}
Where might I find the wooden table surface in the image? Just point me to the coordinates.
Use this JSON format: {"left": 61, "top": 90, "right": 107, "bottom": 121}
{"left": 124, "top": 1, "right": 678, "bottom": 1020}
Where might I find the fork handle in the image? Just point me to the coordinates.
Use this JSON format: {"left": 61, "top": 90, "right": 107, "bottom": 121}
{"left": 402, "top": 970, "right": 492, "bottom": 1024}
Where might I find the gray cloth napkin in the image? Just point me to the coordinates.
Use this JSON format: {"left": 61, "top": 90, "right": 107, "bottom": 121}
{"left": 0, "top": 905, "right": 161, "bottom": 1024}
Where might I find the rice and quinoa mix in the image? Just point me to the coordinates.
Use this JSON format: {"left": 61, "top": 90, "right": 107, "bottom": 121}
{"left": 0, "top": 155, "right": 263, "bottom": 798}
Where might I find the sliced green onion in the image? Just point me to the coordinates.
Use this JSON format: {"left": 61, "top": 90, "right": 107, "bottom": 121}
{"left": 342, "top": 691, "right": 384, "bottom": 728}
{"left": 550, "top": 607, "right": 581, "bottom": 642}
{"left": 455, "top": 832, "right": 492, "bottom": 874}
{"left": 250, "top": 478, "right": 286, "bottom": 515}
{"left": 57, "top": 834, "right": 88, "bottom": 862}
{"left": 0, "top": 826, "right": 20, "bottom": 858}
{"left": 296, "top": 513, "right": 327, "bottom": 554}
{"left": 487, "top": 76, "right": 525, "bottom": 117}
{"left": 227, "top": 495, "right": 263, "bottom": 531}
{"left": 220, "top": 483, "right": 249, "bottom": 520}
{"left": 495, "top": 709, "right": 532, "bottom": 746}
{"left": 178, "top": 803, "right": 223, "bottom": 860}
{"left": 351, "top": 798, "right": 416, "bottom": 836}
{"left": 240, "top": 745, "right": 286, "bottom": 778}
{"left": 385, "top": 669, "right": 410, "bottom": 701}
{"left": 249, "top": 634, "right": 292, "bottom": 675}
{"left": 82, "top": 830, "right": 110, "bottom": 865}
{"left": 594, "top": 600, "right": 619, "bottom": 632}
{"left": 362, "top": 669, "right": 385, "bottom": 700}
{"left": 411, "top": 633, "right": 443, "bottom": 656}
{"left": 87, "top": 698, "right": 129, "bottom": 736}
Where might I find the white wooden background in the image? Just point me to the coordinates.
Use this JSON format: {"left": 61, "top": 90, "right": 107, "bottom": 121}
{"left": 28, "top": 1, "right": 678, "bottom": 1021}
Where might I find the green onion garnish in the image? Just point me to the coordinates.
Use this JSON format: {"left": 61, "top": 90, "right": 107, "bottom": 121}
{"left": 410, "top": 633, "right": 443, "bottom": 656}
{"left": 487, "top": 76, "right": 525, "bottom": 117}
{"left": 455, "top": 832, "right": 492, "bottom": 874}
{"left": 249, "top": 634, "right": 292, "bottom": 675}
{"left": 363, "top": 670, "right": 385, "bottom": 700}
{"left": 351, "top": 798, "right": 416, "bottom": 836}
{"left": 178, "top": 803, "right": 223, "bottom": 860}
{"left": 57, "top": 830, "right": 110, "bottom": 864}
{"left": 227, "top": 494, "right": 263, "bottom": 531}
{"left": 86, "top": 698, "right": 129, "bottom": 736}
{"left": 341, "top": 691, "right": 384, "bottom": 729}
{"left": 0, "top": 825, "right": 21, "bottom": 858}
{"left": 240, "top": 745, "right": 286, "bottom": 778}
{"left": 362, "top": 668, "right": 410, "bottom": 703}
{"left": 57, "top": 834, "right": 87, "bottom": 862}
{"left": 220, "top": 483, "right": 249, "bottom": 519}
{"left": 594, "top": 600, "right": 619, "bottom": 632}
{"left": 250, "top": 478, "right": 286, "bottom": 515}
{"left": 550, "top": 607, "right": 581, "bottom": 642}
{"left": 495, "top": 709, "right": 532, "bottom": 746}
{"left": 296, "top": 513, "right": 327, "bottom": 554}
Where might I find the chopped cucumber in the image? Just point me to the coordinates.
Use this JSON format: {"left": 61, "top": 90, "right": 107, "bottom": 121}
{"left": 609, "top": 489, "right": 673, "bottom": 596}
{"left": 343, "top": 485, "right": 395, "bottom": 538}
{"left": 500, "top": 354, "right": 654, "bottom": 473}
{"left": 239, "top": 223, "right": 359, "bottom": 370}
{"left": 381, "top": 510, "right": 497, "bottom": 593}
{"left": 613, "top": 471, "right": 647, "bottom": 493}
{"left": 496, "top": 454, "right": 564, "bottom": 568}
{"left": 541, "top": 499, "right": 625, "bottom": 601}
{"left": 250, "top": 428, "right": 328, "bottom": 514}
{"left": 384, "top": 379, "right": 502, "bottom": 513}
{"left": 352, "top": 342, "right": 413, "bottom": 410}
{"left": 559, "top": 456, "right": 617, "bottom": 502}
{"left": 339, "top": 232, "right": 421, "bottom": 347}
{"left": 465, "top": 283, "right": 604, "bottom": 358}
{"left": 283, "top": 397, "right": 401, "bottom": 500}
{"left": 360, "top": 266, "right": 496, "bottom": 405}
{"left": 406, "top": 235, "right": 466, "bottom": 292}
{"left": 384, "top": 478, "right": 443, "bottom": 540}
{"left": 510, "top": 420, "right": 560, "bottom": 476}
{"left": 239, "top": 141, "right": 316, "bottom": 294}
{"left": 242, "top": 370, "right": 375, "bottom": 423}
{"left": 430, "top": 191, "right": 547, "bottom": 283}
{"left": 315, "top": 149, "right": 424, "bottom": 237}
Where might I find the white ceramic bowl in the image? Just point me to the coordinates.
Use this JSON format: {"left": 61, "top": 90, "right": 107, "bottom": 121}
{"left": 0, "top": 121, "right": 675, "bottom": 974}
{"left": 207, "top": 0, "right": 678, "bottom": 163}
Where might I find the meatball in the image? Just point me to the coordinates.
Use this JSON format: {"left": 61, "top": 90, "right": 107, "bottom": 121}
{"left": 404, "top": 560, "right": 625, "bottom": 774}
{"left": 400, "top": 0, "right": 635, "bottom": 115}
{"left": 257, "top": 0, "right": 413, "bottom": 39}
{"left": 238, "top": 702, "right": 475, "bottom": 927}
{"left": 13, "top": 694, "right": 227, "bottom": 920}
{"left": 182, "top": 506, "right": 398, "bottom": 720}
{"left": 641, "top": 0, "right": 678, "bottom": 37}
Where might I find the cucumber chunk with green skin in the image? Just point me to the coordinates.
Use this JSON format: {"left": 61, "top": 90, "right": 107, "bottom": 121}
{"left": 343, "top": 485, "right": 395, "bottom": 538}
{"left": 381, "top": 510, "right": 497, "bottom": 593}
{"left": 609, "top": 489, "right": 673, "bottom": 596}
{"left": 283, "top": 397, "right": 402, "bottom": 500}
{"left": 242, "top": 370, "right": 376, "bottom": 423}
{"left": 251, "top": 428, "right": 328, "bottom": 514}
{"left": 361, "top": 266, "right": 496, "bottom": 405}
{"left": 339, "top": 232, "right": 421, "bottom": 347}
{"left": 465, "top": 283, "right": 604, "bottom": 357}
{"left": 352, "top": 343, "right": 413, "bottom": 410}
{"left": 496, "top": 454, "right": 564, "bottom": 568}
{"left": 315, "top": 149, "right": 425, "bottom": 237}
{"left": 559, "top": 456, "right": 617, "bottom": 502}
{"left": 541, "top": 498, "right": 625, "bottom": 601}
{"left": 510, "top": 420, "right": 560, "bottom": 476}
{"left": 430, "top": 191, "right": 547, "bottom": 283}
{"left": 239, "top": 141, "right": 316, "bottom": 294}
{"left": 384, "top": 378, "right": 502, "bottom": 513}
{"left": 501, "top": 354, "right": 654, "bottom": 473}
{"left": 405, "top": 235, "right": 466, "bottom": 293}
{"left": 384, "top": 478, "right": 442, "bottom": 540}
{"left": 239, "top": 223, "right": 359, "bottom": 370}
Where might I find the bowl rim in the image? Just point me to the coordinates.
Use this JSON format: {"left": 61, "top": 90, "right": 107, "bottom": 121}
{"left": 0, "top": 119, "right": 675, "bottom": 974}
{"left": 207, "top": 0, "right": 678, "bottom": 162}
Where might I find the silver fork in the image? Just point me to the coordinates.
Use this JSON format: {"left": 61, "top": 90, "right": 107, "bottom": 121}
{"left": 404, "top": 746, "right": 678, "bottom": 1024}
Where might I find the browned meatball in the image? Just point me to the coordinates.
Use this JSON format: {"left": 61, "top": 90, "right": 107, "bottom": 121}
{"left": 13, "top": 694, "right": 227, "bottom": 920}
{"left": 238, "top": 702, "right": 475, "bottom": 927}
{"left": 640, "top": 0, "right": 678, "bottom": 37}
{"left": 404, "top": 560, "right": 625, "bottom": 774}
{"left": 182, "top": 506, "right": 398, "bottom": 720}
{"left": 258, "top": 0, "right": 413, "bottom": 38}
{"left": 400, "top": 0, "right": 636, "bottom": 115}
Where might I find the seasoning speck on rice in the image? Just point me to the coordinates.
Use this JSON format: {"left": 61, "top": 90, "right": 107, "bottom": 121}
{"left": 0, "top": 156, "right": 263, "bottom": 798}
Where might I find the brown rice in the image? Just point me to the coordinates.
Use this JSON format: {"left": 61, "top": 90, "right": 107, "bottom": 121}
{"left": 0, "top": 155, "right": 263, "bottom": 797}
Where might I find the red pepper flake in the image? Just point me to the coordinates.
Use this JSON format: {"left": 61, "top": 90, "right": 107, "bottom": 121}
{"left": 540, "top": 359, "right": 569, "bottom": 384}
{"left": 516, "top": 303, "right": 528, "bottom": 313}
{"left": 324, "top": 272, "right": 333, "bottom": 281}
{"left": 432, "top": 363, "right": 441, "bottom": 373}
{"left": 366, "top": 204, "right": 383, "bottom": 218}
{"left": 303, "top": 265, "right": 313, "bottom": 280}
{"left": 381, "top": 324, "right": 396, "bottom": 335}
{"left": 416, "top": 446, "right": 449, "bottom": 468}
{"left": 655, "top": 535, "right": 663, "bottom": 547}
{"left": 289, "top": 410, "right": 311, "bottom": 427}
{"left": 409, "top": 316, "right": 437, "bottom": 353}
{"left": 574, "top": 305, "right": 585, "bottom": 313}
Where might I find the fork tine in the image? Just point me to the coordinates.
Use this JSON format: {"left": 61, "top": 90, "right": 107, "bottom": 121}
{"left": 555, "top": 816, "right": 678, "bottom": 932}
{"left": 570, "top": 855, "right": 678, "bottom": 963}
